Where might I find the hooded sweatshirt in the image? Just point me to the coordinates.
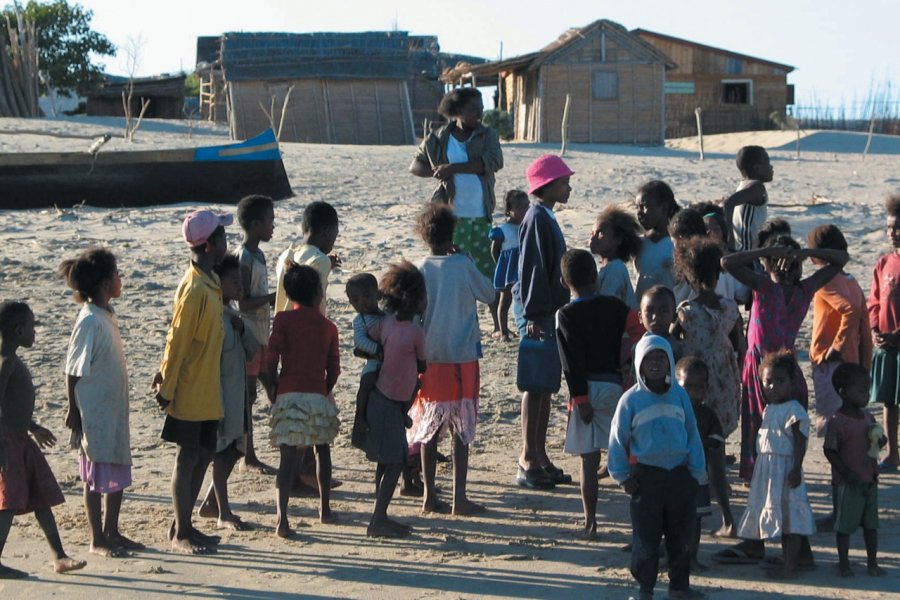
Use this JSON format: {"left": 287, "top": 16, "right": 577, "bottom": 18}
{"left": 607, "top": 334, "right": 706, "bottom": 484}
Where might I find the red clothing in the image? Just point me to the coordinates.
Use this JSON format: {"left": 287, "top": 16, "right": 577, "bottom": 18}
{"left": 868, "top": 252, "right": 900, "bottom": 336}
{"left": 824, "top": 410, "right": 878, "bottom": 485}
{"left": 810, "top": 273, "right": 872, "bottom": 367}
{"left": 375, "top": 316, "right": 426, "bottom": 402}
{"left": 267, "top": 304, "right": 340, "bottom": 395}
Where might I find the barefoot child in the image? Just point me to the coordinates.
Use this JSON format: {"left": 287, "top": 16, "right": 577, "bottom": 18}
{"left": 60, "top": 248, "right": 142, "bottom": 557}
{"left": 609, "top": 335, "right": 706, "bottom": 600}
{"left": 734, "top": 351, "right": 816, "bottom": 580}
{"left": 825, "top": 362, "right": 887, "bottom": 577}
{"left": 235, "top": 194, "right": 277, "bottom": 473}
{"left": 346, "top": 273, "right": 384, "bottom": 452}
{"left": 675, "top": 357, "right": 735, "bottom": 571}
{"left": 868, "top": 194, "right": 900, "bottom": 471}
{"left": 489, "top": 190, "right": 528, "bottom": 340}
{"left": 267, "top": 263, "right": 341, "bottom": 536}
{"left": 198, "top": 255, "right": 258, "bottom": 531}
{"left": 634, "top": 180, "right": 680, "bottom": 300}
{"left": 155, "top": 209, "right": 231, "bottom": 554}
{"left": 366, "top": 262, "right": 427, "bottom": 537}
{"left": 589, "top": 205, "right": 642, "bottom": 309}
{"left": 0, "top": 301, "right": 85, "bottom": 577}
{"left": 723, "top": 145, "right": 773, "bottom": 252}
{"left": 413, "top": 205, "right": 495, "bottom": 515}
{"left": 556, "top": 250, "right": 642, "bottom": 539}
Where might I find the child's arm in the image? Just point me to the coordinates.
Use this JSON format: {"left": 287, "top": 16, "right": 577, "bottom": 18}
{"left": 682, "top": 396, "right": 709, "bottom": 484}
{"left": 236, "top": 315, "right": 260, "bottom": 361}
{"left": 28, "top": 421, "right": 56, "bottom": 449}
{"left": 728, "top": 311, "right": 747, "bottom": 372}
{"left": 238, "top": 263, "right": 276, "bottom": 312}
{"left": 797, "top": 248, "right": 849, "bottom": 294}
{"left": 157, "top": 290, "right": 205, "bottom": 406}
{"left": 556, "top": 310, "right": 592, "bottom": 424}
{"left": 65, "top": 375, "right": 82, "bottom": 435}
{"left": 324, "top": 326, "right": 341, "bottom": 395}
{"left": 723, "top": 182, "right": 766, "bottom": 248}
{"left": 415, "top": 326, "right": 428, "bottom": 374}
{"left": 787, "top": 422, "right": 807, "bottom": 488}
{"left": 721, "top": 246, "right": 789, "bottom": 290}
{"left": 353, "top": 315, "right": 382, "bottom": 360}
{"left": 823, "top": 448, "right": 858, "bottom": 484}
{"left": 265, "top": 318, "right": 283, "bottom": 401}
{"left": 491, "top": 238, "right": 502, "bottom": 263}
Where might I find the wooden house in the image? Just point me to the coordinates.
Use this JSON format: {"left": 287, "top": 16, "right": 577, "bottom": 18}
{"left": 442, "top": 20, "right": 675, "bottom": 145}
{"left": 633, "top": 29, "right": 795, "bottom": 138}
{"left": 86, "top": 74, "right": 186, "bottom": 119}
{"left": 196, "top": 32, "right": 484, "bottom": 145}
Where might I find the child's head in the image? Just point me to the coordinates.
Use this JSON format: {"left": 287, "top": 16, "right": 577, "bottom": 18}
{"left": 0, "top": 300, "right": 35, "bottom": 348}
{"left": 236, "top": 194, "right": 275, "bottom": 242}
{"left": 635, "top": 334, "right": 674, "bottom": 394}
{"left": 416, "top": 204, "right": 457, "bottom": 253}
{"left": 526, "top": 155, "right": 574, "bottom": 205}
{"left": 345, "top": 273, "right": 380, "bottom": 315}
{"left": 692, "top": 202, "right": 730, "bottom": 250}
{"left": 736, "top": 145, "right": 773, "bottom": 182}
{"left": 806, "top": 224, "right": 847, "bottom": 266}
{"left": 761, "top": 233, "right": 802, "bottom": 283}
{"left": 832, "top": 362, "right": 870, "bottom": 409}
{"left": 215, "top": 254, "right": 243, "bottom": 303}
{"left": 668, "top": 208, "right": 707, "bottom": 242}
{"left": 675, "top": 356, "right": 709, "bottom": 405}
{"left": 636, "top": 180, "right": 678, "bottom": 233}
{"left": 759, "top": 349, "right": 796, "bottom": 405}
{"left": 438, "top": 87, "right": 483, "bottom": 128}
{"left": 885, "top": 194, "right": 900, "bottom": 249}
{"left": 676, "top": 237, "right": 723, "bottom": 292}
{"left": 283, "top": 262, "right": 323, "bottom": 308}
{"left": 302, "top": 201, "right": 339, "bottom": 254}
{"left": 183, "top": 210, "right": 231, "bottom": 263}
{"left": 640, "top": 285, "right": 676, "bottom": 336}
{"left": 379, "top": 261, "right": 427, "bottom": 321}
{"left": 590, "top": 205, "right": 642, "bottom": 262}
{"left": 58, "top": 247, "right": 120, "bottom": 304}
{"left": 560, "top": 249, "right": 597, "bottom": 292}
{"left": 504, "top": 190, "right": 530, "bottom": 224}
{"left": 757, "top": 218, "right": 792, "bottom": 249}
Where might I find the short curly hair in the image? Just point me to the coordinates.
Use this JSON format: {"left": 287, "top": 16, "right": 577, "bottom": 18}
{"left": 504, "top": 190, "right": 529, "bottom": 215}
{"left": 236, "top": 194, "right": 274, "bottom": 230}
{"left": 302, "top": 201, "right": 338, "bottom": 236}
{"left": 886, "top": 194, "right": 900, "bottom": 218}
{"left": 561, "top": 249, "right": 597, "bottom": 289}
{"left": 757, "top": 218, "right": 792, "bottom": 248}
{"left": 736, "top": 145, "right": 769, "bottom": 177}
{"left": 416, "top": 204, "right": 457, "bottom": 249}
{"left": 283, "top": 263, "right": 322, "bottom": 306}
{"left": 379, "top": 261, "right": 426, "bottom": 320}
{"left": 0, "top": 300, "right": 32, "bottom": 337}
{"left": 676, "top": 237, "right": 723, "bottom": 290}
{"left": 831, "top": 362, "right": 870, "bottom": 393}
{"left": 638, "top": 180, "right": 679, "bottom": 219}
{"left": 438, "top": 88, "right": 482, "bottom": 119}
{"left": 596, "top": 206, "right": 642, "bottom": 262}
{"left": 668, "top": 208, "right": 707, "bottom": 240}
{"left": 675, "top": 355, "right": 709, "bottom": 381}
{"left": 759, "top": 349, "right": 797, "bottom": 382}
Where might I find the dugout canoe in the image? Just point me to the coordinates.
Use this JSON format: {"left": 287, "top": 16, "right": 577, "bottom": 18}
{"left": 0, "top": 129, "right": 293, "bottom": 209}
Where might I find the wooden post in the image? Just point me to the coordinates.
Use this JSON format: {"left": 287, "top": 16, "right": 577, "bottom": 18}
{"left": 560, "top": 93, "right": 571, "bottom": 156}
{"left": 694, "top": 107, "right": 704, "bottom": 161}
{"left": 863, "top": 115, "right": 876, "bottom": 159}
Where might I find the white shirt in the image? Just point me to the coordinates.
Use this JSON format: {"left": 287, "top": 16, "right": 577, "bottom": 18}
{"left": 447, "top": 135, "right": 485, "bottom": 218}
{"left": 732, "top": 180, "right": 768, "bottom": 252}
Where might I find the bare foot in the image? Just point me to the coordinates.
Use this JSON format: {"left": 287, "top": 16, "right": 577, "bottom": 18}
{"left": 218, "top": 514, "right": 250, "bottom": 531}
{"left": 275, "top": 526, "right": 295, "bottom": 539}
{"left": 0, "top": 564, "right": 28, "bottom": 579}
{"left": 319, "top": 511, "right": 339, "bottom": 525}
{"left": 597, "top": 465, "right": 610, "bottom": 479}
{"left": 421, "top": 498, "right": 451, "bottom": 515}
{"left": 491, "top": 330, "right": 504, "bottom": 340}
{"left": 89, "top": 541, "right": 127, "bottom": 558}
{"left": 385, "top": 518, "right": 412, "bottom": 534}
{"left": 712, "top": 524, "right": 737, "bottom": 538}
{"left": 575, "top": 523, "right": 598, "bottom": 541}
{"left": 766, "top": 567, "right": 797, "bottom": 580}
{"left": 170, "top": 537, "right": 214, "bottom": 555}
{"left": 367, "top": 520, "right": 409, "bottom": 538}
{"left": 54, "top": 556, "right": 87, "bottom": 573}
{"left": 839, "top": 563, "right": 854, "bottom": 577}
{"left": 691, "top": 558, "right": 709, "bottom": 572}
{"left": 240, "top": 457, "right": 276, "bottom": 474}
{"left": 452, "top": 499, "right": 486, "bottom": 516}
{"left": 106, "top": 532, "right": 145, "bottom": 551}
{"left": 867, "top": 564, "right": 886, "bottom": 577}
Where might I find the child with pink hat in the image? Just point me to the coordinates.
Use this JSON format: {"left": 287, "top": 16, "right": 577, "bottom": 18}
{"left": 513, "top": 155, "right": 574, "bottom": 490}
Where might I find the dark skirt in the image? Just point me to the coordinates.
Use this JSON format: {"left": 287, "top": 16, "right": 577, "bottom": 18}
{"left": 0, "top": 431, "right": 64, "bottom": 514}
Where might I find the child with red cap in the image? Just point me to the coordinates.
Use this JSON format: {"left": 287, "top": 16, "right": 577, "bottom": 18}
{"left": 153, "top": 209, "right": 231, "bottom": 555}
{"left": 513, "top": 154, "right": 574, "bottom": 490}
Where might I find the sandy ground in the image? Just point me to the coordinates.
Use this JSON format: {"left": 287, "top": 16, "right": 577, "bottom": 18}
{"left": 1, "top": 118, "right": 899, "bottom": 599}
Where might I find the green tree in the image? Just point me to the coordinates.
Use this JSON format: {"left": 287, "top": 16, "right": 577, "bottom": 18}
{"left": 1, "top": 0, "right": 115, "bottom": 97}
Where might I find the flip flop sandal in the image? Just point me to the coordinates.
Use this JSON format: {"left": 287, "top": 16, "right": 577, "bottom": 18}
{"left": 516, "top": 465, "right": 555, "bottom": 490}
{"left": 541, "top": 464, "right": 573, "bottom": 484}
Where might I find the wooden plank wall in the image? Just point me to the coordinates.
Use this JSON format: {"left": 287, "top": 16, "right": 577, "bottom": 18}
{"left": 230, "top": 79, "right": 414, "bottom": 144}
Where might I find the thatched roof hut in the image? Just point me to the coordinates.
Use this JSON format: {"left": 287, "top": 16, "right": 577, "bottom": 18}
{"left": 86, "top": 74, "right": 186, "bottom": 119}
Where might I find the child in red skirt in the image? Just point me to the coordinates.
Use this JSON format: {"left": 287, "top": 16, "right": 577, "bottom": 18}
{"left": 411, "top": 205, "right": 496, "bottom": 515}
{"left": 0, "top": 301, "right": 85, "bottom": 578}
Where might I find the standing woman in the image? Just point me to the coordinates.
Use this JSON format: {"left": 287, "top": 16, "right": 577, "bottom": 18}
{"left": 409, "top": 87, "right": 504, "bottom": 328}
{"left": 514, "top": 155, "right": 575, "bottom": 490}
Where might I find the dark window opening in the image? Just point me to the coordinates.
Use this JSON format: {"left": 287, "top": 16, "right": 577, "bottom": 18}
{"left": 722, "top": 82, "right": 750, "bottom": 105}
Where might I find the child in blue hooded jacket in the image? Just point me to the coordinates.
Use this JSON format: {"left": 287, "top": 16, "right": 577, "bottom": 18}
{"left": 609, "top": 334, "right": 707, "bottom": 600}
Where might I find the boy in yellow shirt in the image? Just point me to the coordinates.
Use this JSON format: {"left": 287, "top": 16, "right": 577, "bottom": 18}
{"left": 154, "top": 209, "right": 231, "bottom": 555}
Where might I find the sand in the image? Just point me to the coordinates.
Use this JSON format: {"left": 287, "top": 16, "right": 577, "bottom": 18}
{"left": 0, "top": 117, "right": 899, "bottom": 599}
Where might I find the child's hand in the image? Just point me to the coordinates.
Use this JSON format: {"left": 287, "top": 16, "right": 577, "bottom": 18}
{"left": 577, "top": 402, "right": 594, "bottom": 425}
{"left": 622, "top": 478, "right": 639, "bottom": 495}
{"left": 155, "top": 393, "right": 171, "bottom": 411}
{"left": 526, "top": 320, "right": 545, "bottom": 339}
{"left": 151, "top": 371, "right": 163, "bottom": 391}
{"left": 30, "top": 424, "right": 57, "bottom": 449}
{"left": 431, "top": 163, "right": 454, "bottom": 181}
{"left": 65, "top": 406, "right": 82, "bottom": 435}
{"left": 787, "top": 466, "right": 802, "bottom": 488}
{"left": 329, "top": 253, "right": 342, "bottom": 270}
{"left": 231, "top": 315, "right": 244, "bottom": 333}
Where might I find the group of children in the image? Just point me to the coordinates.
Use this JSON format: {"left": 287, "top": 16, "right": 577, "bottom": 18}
{"left": 0, "top": 146, "right": 896, "bottom": 600}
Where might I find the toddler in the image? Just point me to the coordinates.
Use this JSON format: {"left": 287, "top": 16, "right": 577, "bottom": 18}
{"left": 346, "top": 273, "right": 384, "bottom": 452}
{"left": 489, "top": 189, "right": 529, "bottom": 340}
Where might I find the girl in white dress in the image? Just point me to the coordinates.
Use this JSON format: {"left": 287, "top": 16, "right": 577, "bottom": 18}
{"left": 737, "top": 349, "right": 816, "bottom": 579}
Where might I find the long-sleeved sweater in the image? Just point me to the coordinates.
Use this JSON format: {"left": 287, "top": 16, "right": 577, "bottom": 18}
{"left": 513, "top": 203, "right": 569, "bottom": 321}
